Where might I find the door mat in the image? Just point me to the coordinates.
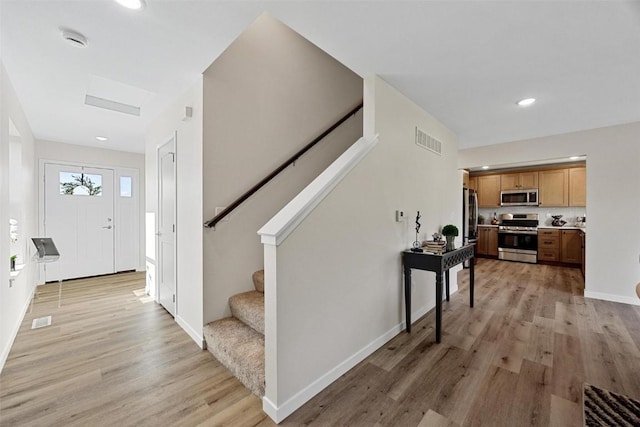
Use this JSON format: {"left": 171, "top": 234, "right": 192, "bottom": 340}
{"left": 584, "top": 383, "right": 640, "bottom": 426}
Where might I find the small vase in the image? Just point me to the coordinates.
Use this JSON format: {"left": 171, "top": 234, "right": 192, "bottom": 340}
{"left": 445, "top": 236, "right": 455, "bottom": 251}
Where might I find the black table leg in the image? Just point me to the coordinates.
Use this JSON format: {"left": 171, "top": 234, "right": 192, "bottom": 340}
{"left": 470, "top": 256, "right": 475, "bottom": 308}
{"left": 445, "top": 269, "right": 450, "bottom": 301}
{"left": 435, "top": 272, "right": 443, "bottom": 343}
{"left": 404, "top": 265, "right": 412, "bottom": 332}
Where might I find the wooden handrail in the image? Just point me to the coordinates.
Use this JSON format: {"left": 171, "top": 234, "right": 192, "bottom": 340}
{"left": 204, "top": 101, "right": 364, "bottom": 228}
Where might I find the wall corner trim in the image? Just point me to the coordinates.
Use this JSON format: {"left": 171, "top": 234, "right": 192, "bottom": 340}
{"left": 258, "top": 135, "right": 378, "bottom": 246}
{"left": 175, "top": 315, "right": 205, "bottom": 349}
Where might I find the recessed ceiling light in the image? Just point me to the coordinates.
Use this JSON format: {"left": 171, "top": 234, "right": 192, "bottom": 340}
{"left": 114, "top": 0, "right": 146, "bottom": 10}
{"left": 482, "top": 166, "right": 490, "bottom": 170}
{"left": 96, "top": 136, "right": 108, "bottom": 141}
{"left": 61, "top": 29, "right": 88, "bottom": 48}
{"left": 569, "top": 156, "right": 580, "bottom": 160}
{"left": 517, "top": 98, "right": 536, "bottom": 107}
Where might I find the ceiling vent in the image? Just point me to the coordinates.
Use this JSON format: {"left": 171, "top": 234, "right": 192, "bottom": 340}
{"left": 85, "top": 95, "right": 141, "bottom": 116}
{"left": 415, "top": 126, "right": 442, "bottom": 155}
{"left": 61, "top": 29, "right": 88, "bottom": 48}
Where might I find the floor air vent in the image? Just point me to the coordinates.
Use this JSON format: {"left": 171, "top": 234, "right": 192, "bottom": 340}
{"left": 415, "top": 126, "right": 442, "bottom": 155}
{"left": 31, "top": 316, "right": 52, "bottom": 329}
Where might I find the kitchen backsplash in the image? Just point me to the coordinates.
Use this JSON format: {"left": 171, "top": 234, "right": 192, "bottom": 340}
{"left": 479, "top": 206, "right": 587, "bottom": 227}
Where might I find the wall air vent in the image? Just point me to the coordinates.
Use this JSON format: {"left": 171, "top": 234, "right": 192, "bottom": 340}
{"left": 31, "top": 316, "right": 52, "bottom": 329}
{"left": 85, "top": 95, "right": 141, "bottom": 116}
{"left": 415, "top": 126, "right": 442, "bottom": 155}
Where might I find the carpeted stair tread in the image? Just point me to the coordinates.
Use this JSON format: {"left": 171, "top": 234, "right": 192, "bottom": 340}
{"left": 253, "top": 270, "right": 264, "bottom": 293}
{"left": 204, "top": 317, "right": 264, "bottom": 397}
{"left": 229, "top": 291, "right": 264, "bottom": 335}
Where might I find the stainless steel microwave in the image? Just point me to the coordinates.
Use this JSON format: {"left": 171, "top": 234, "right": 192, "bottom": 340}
{"left": 500, "top": 189, "right": 539, "bottom": 206}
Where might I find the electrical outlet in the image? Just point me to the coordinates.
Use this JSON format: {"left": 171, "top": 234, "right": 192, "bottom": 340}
{"left": 396, "top": 210, "right": 405, "bottom": 222}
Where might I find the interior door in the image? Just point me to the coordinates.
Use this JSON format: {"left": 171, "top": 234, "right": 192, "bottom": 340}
{"left": 44, "top": 163, "right": 115, "bottom": 281}
{"left": 157, "top": 137, "right": 176, "bottom": 317}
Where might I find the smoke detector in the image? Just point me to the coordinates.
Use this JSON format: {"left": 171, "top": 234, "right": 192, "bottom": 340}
{"left": 61, "top": 29, "right": 88, "bottom": 48}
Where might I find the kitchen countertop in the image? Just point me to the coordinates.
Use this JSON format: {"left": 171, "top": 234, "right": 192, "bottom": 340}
{"left": 538, "top": 226, "right": 586, "bottom": 233}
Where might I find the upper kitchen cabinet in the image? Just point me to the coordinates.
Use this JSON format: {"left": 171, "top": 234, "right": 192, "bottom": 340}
{"left": 569, "top": 167, "right": 586, "bottom": 206}
{"left": 539, "top": 169, "right": 569, "bottom": 207}
{"left": 500, "top": 171, "right": 538, "bottom": 190}
{"left": 468, "top": 176, "right": 478, "bottom": 192}
{"left": 477, "top": 174, "right": 501, "bottom": 207}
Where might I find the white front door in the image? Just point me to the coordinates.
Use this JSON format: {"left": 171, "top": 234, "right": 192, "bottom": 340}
{"left": 44, "top": 163, "right": 115, "bottom": 281}
{"left": 157, "top": 137, "right": 176, "bottom": 317}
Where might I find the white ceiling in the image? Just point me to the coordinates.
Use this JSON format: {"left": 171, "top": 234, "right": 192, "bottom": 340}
{"left": 2, "top": 1, "right": 639, "bottom": 154}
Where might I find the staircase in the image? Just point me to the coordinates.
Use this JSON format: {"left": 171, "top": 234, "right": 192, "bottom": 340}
{"left": 203, "top": 270, "right": 265, "bottom": 396}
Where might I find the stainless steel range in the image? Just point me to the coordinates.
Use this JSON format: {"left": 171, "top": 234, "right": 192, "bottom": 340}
{"left": 498, "top": 213, "right": 539, "bottom": 263}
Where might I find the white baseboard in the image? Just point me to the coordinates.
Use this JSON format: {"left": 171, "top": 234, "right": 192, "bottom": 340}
{"left": 261, "top": 287, "right": 459, "bottom": 424}
{"left": 175, "top": 315, "right": 205, "bottom": 349}
{"left": 262, "top": 321, "right": 401, "bottom": 423}
{"left": 584, "top": 290, "right": 640, "bottom": 306}
{"left": 0, "top": 285, "right": 36, "bottom": 374}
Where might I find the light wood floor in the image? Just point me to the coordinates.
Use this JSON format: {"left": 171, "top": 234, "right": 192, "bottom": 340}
{"left": 2, "top": 261, "right": 640, "bottom": 426}
{"left": 0, "top": 272, "right": 271, "bottom": 426}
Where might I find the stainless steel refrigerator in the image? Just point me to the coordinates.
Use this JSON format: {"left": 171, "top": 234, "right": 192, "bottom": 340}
{"left": 463, "top": 188, "right": 478, "bottom": 266}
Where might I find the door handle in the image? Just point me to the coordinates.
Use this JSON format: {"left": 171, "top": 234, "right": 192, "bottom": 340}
{"left": 102, "top": 225, "right": 113, "bottom": 229}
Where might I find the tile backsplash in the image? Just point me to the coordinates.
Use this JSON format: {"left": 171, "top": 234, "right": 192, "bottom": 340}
{"left": 479, "top": 206, "right": 587, "bottom": 227}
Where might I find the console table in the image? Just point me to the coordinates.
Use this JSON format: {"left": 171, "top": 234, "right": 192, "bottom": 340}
{"left": 402, "top": 244, "right": 475, "bottom": 342}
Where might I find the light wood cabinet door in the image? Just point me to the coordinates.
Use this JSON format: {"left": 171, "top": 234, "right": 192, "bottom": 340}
{"left": 487, "top": 227, "right": 498, "bottom": 257}
{"left": 569, "top": 167, "right": 586, "bottom": 207}
{"left": 500, "top": 172, "right": 538, "bottom": 190}
{"left": 468, "top": 176, "right": 478, "bottom": 191}
{"left": 476, "top": 228, "right": 487, "bottom": 255}
{"left": 561, "top": 230, "right": 582, "bottom": 264}
{"left": 539, "top": 169, "right": 569, "bottom": 207}
{"left": 519, "top": 171, "right": 538, "bottom": 189}
{"left": 476, "top": 227, "right": 498, "bottom": 256}
{"left": 500, "top": 174, "right": 520, "bottom": 190}
{"left": 478, "top": 175, "right": 501, "bottom": 207}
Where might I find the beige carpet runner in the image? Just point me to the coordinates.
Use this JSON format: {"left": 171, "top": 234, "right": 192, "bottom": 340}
{"left": 584, "top": 383, "right": 640, "bottom": 426}
{"left": 204, "top": 270, "right": 265, "bottom": 396}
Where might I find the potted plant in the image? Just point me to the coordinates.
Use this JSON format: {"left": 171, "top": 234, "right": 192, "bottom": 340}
{"left": 10, "top": 255, "right": 16, "bottom": 271}
{"left": 478, "top": 214, "right": 485, "bottom": 225}
{"left": 441, "top": 224, "right": 459, "bottom": 251}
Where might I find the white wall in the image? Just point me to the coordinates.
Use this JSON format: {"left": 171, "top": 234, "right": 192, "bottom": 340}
{"left": 459, "top": 122, "right": 640, "bottom": 304}
{"left": 36, "top": 139, "right": 145, "bottom": 272}
{"left": 1, "top": 62, "right": 38, "bottom": 373}
{"left": 145, "top": 78, "right": 204, "bottom": 346}
{"left": 202, "top": 13, "right": 363, "bottom": 324}
{"left": 262, "top": 76, "right": 461, "bottom": 421}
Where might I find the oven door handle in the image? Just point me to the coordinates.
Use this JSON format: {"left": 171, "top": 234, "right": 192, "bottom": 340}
{"left": 498, "top": 230, "right": 538, "bottom": 235}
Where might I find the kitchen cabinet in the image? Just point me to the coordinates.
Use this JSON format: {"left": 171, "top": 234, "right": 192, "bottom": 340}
{"left": 477, "top": 175, "right": 501, "bottom": 207}
{"left": 468, "top": 176, "right": 478, "bottom": 192}
{"left": 539, "top": 169, "right": 569, "bottom": 207}
{"left": 476, "top": 226, "right": 498, "bottom": 257}
{"left": 501, "top": 171, "right": 538, "bottom": 190}
{"left": 561, "top": 230, "right": 582, "bottom": 264}
{"left": 537, "top": 228, "right": 582, "bottom": 265}
{"left": 538, "top": 229, "right": 560, "bottom": 262}
{"left": 581, "top": 231, "right": 586, "bottom": 277}
{"left": 569, "top": 167, "right": 586, "bottom": 207}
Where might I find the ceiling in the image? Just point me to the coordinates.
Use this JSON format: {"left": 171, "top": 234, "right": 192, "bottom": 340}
{"left": 2, "top": 1, "right": 639, "bottom": 154}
